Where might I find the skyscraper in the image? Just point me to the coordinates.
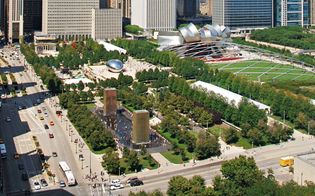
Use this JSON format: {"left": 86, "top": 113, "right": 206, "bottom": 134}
{"left": 42, "top": 0, "right": 99, "bottom": 40}
{"left": 23, "top": 0, "right": 42, "bottom": 33}
{"left": 312, "top": 0, "right": 315, "bottom": 25}
{"left": 274, "top": 0, "right": 311, "bottom": 27}
{"left": 42, "top": 0, "right": 122, "bottom": 40}
{"left": 131, "top": 0, "right": 176, "bottom": 31}
{"left": 7, "top": 0, "right": 23, "bottom": 42}
{"left": 177, "top": 0, "right": 197, "bottom": 18}
{"left": 108, "top": 0, "right": 131, "bottom": 18}
{"left": 212, "top": 0, "right": 273, "bottom": 29}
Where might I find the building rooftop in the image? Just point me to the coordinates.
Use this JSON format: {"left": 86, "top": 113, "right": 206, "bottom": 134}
{"left": 96, "top": 40, "right": 126, "bottom": 54}
{"left": 191, "top": 81, "right": 271, "bottom": 112}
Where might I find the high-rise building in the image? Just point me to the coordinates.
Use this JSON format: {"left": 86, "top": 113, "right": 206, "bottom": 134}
{"left": 42, "top": 0, "right": 99, "bottom": 40}
{"left": 312, "top": 0, "right": 315, "bottom": 25}
{"left": 200, "top": 0, "right": 212, "bottom": 16}
{"left": 23, "top": 0, "right": 42, "bottom": 33}
{"left": 177, "top": 0, "right": 197, "bottom": 18}
{"left": 274, "top": 0, "right": 311, "bottom": 27}
{"left": 132, "top": 110, "right": 150, "bottom": 145}
{"left": 0, "top": 0, "right": 6, "bottom": 33}
{"left": 92, "top": 8, "right": 122, "bottom": 40}
{"left": 2, "top": 0, "right": 41, "bottom": 42}
{"left": 7, "top": 0, "right": 24, "bottom": 42}
{"left": 131, "top": 0, "right": 176, "bottom": 31}
{"left": 42, "top": 0, "right": 122, "bottom": 40}
{"left": 212, "top": 0, "right": 273, "bottom": 29}
{"left": 103, "top": 88, "right": 117, "bottom": 117}
{"left": 108, "top": 0, "right": 131, "bottom": 19}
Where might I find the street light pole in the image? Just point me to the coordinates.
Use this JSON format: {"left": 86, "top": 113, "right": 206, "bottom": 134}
{"left": 89, "top": 150, "right": 92, "bottom": 177}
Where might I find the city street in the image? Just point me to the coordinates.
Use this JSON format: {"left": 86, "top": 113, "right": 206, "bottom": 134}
{"left": 0, "top": 47, "right": 89, "bottom": 195}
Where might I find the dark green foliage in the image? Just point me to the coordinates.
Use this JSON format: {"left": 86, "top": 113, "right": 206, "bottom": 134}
{"left": 102, "top": 149, "right": 120, "bottom": 175}
{"left": 60, "top": 93, "right": 115, "bottom": 151}
{"left": 233, "top": 37, "right": 315, "bottom": 68}
{"left": 251, "top": 26, "right": 315, "bottom": 50}
{"left": 195, "top": 131, "right": 221, "bottom": 160}
{"left": 222, "top": 128, "right": 239, "bottom": 144}
{"left": 124, "top": 25, "right": 143, "bottom": 34}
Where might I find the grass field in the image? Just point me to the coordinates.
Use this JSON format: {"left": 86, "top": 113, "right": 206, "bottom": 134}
{"left": 209, "top": 60, "right": 315, "bottom": 83}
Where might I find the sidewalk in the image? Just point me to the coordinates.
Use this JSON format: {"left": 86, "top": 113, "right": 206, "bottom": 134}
{"left": 151, "top": 153, "right": 172, "bottom": 167}
{"left": 45, "top": 96, "right": 108, "bottom": 184}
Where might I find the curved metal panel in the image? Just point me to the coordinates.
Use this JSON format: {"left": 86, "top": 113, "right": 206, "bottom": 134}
{"left": 106, "top": 59, "right": 124, "bottom": 72}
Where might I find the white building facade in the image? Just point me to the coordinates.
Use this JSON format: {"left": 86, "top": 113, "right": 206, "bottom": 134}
{"left": 131, "top": 0, "right": 176, "bottom": 31}
{"left": 42, "top": 0, "right": 99, "bottom": 40}
{"left": 91, "top": 9, "right": 122, "bottom": 40}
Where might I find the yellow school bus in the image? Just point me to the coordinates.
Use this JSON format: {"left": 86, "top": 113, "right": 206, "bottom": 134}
{"left": 279, "top": 156, "right": 294, "bottom": 167}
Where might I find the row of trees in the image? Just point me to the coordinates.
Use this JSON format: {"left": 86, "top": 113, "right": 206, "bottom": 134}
{"left": 22, "top": 39, "right": 128, "bottom": 70}
{"left": 59, "top": 93, "right": 115, "bottom": 151}
{"left": 20, "top": 43, "right": 63, "bottom": 94}
{"left": 135, "top": 68, "right": 169, "bottom": 82}
{"left": 98, "top": 73, "right": 133, "bottom": 89}
{"left": 131, "top": 156, "right": 315, "bottom": 196}
{"left": 158, "top": 91, "right": 220, "bottom": 160}
{"left": 251, "top": 26, "right": 315, "bottom": 50}
{"left": 169, "top": 77, "right": 294, "bottom": 145}
{"left": 59, "top": 91, "right": 94, "bottom": 108}
{"left": 198, "top": 70, "right": 315, "bottom": 131}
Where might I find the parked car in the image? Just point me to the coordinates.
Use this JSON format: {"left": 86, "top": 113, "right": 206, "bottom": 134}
{"left": 33, "top": 180, "right": 41, "bottom": 190}
{"left": 127, "top": 177, "right": 138, "bottom": 184}
{"left": 52, "top": 152, "right": 58, "bottom": 157}
{"left": 14, "top": 152, "right": 20, "bottom": 159}
{"left": 44, "top": 124, "right": 49, "bottom": 129}
{"left": 49, "top": 121, "right": 54, "bottom": 126}
{"left": 5, "top": 117, "right": 11, "bottom": 122}
{"left": 49, "top": 133, "right": 54, "bottom": 138}
{"left": 130, "top": 179, "right": 144, "bottom": 187}
{"left": 59, "top": 180, "right": 66, "bottom": 187}
{"left": 40, "top": 179, "right": 48, "bottom": 187}
{"left": 79, "top": 154, "right": 84, "bottom": 161}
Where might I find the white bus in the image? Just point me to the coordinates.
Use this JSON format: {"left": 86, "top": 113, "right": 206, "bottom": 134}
{"left": 58, "top": 161, "right": 76, "bottom": 186}
{"left": 0, "top": 144, "right": 7, "bottom": 159}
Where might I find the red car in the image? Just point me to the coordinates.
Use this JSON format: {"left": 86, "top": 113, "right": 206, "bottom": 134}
{"left": 49, "top": 133, "right": 54, "bottom": 138}
{"left": 37, "top": 109, "right": 42, "bottom": 113}
{"left": 49, "top": 121, "right": 54, "bottom": 126}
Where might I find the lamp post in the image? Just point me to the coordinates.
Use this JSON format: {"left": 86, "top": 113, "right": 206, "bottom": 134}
{"left": 89, "top": 150, "right": 92, "bottom": 177}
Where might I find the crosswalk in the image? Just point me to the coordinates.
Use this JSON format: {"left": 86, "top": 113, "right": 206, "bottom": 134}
{"left": 88, "top": 183, "right": 108, "bottom": 196}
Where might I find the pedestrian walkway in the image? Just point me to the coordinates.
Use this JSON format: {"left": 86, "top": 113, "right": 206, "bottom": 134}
{"left": 44, "top": 96, "right": 108, "bottom": 184}
{"left": 151, "top": 153, "right": 172, "bottom": 167}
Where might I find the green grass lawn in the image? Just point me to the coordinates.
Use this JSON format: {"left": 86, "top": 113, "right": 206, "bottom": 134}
{"left": 208, "top": 125, "right": 228, "bottom": 138}
{"left": 157, "top": 129, "right": 194, "bottom": 164}
{"left": 83, "top": 103, "right": 96, "bottom": 110}
{"left": 235, "top": 137, "right": 252, "bottom": 149}
{"left": 209, "top": 60, "right": 315, "bottom": 83}
{"left": 161, "top": 151, "right": 193, "bottom": 164}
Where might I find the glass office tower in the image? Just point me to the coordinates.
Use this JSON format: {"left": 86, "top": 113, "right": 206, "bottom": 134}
{"left": 274, "top": 0, "right": 310, "bottom": 26}
{"left": 213, "top": 0, "right": 273, "bottom": 29}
